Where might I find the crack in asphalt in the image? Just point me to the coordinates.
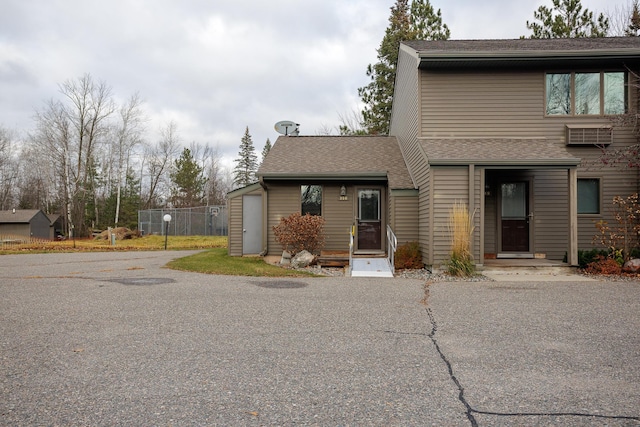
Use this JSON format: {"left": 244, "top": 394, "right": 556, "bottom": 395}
{"left": 425, "top": 307, "right": 478, "bottom": 426}
{"left": 424, "top": 307, "right": 640, "bottom": 426}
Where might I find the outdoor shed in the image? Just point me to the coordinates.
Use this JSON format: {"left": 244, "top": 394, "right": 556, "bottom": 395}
{"left": 0, "top": 209, "right": 54, "bottom": 240}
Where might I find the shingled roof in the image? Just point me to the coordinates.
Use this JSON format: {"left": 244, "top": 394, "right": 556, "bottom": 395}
{"left": 420, "top": 138, "right": 580, "bottom": 167}
{"left": 402, "top": 37, "right": 640, "bottom": 69}
{"left": 0, "top": 209, "right": 47, "bottom": 224}
{"left": 257, "top": 136, "right": 415, "bottom": 189}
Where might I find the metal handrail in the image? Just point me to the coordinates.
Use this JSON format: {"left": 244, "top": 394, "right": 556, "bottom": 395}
{"left": 349, "top": 225, "right": 355, "bottom": 275}
{"left": 386, "top": 225, "right": 398, "bottom": 275}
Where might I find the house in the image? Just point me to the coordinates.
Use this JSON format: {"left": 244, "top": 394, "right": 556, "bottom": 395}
{"left": 228, "top": 136, "right": 417, "bottom": 257}
{"left": 0, "top": 209, "right": 55, "bottom": 240}
{"left": 228, "top": 37, "right": 640, "bottom": 269}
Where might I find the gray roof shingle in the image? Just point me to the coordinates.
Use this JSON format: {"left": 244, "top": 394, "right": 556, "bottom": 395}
{"left": 403, "top": 37, "right": 640, "bottom": 53}
{"left": 0, "top": 209, "right": 44, "bottom": 224}
{"left": 420, "top": 138, "right": 580, "bottom": 166}
{"left": 257, "top": 136, "right": 415, "bottom": 189}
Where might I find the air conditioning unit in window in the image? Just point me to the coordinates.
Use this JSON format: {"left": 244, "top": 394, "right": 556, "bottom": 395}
{"left": 565, "top": 124, "right": 613, "bottom": 146}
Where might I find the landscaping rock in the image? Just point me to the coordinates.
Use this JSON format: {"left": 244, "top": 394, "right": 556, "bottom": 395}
{"left": 291, "top": 250, "right": 315, "bottom": 268}
{"left": 622, "top": 258, "right": 640, "bottom": 273}
{"left": 280, "top": 250, "right": 292, "bottom": 265}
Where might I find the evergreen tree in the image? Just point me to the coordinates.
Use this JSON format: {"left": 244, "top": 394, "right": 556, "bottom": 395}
{"left": 410, "top": 0, "right": 450, "bottom": 40}
{"left": 233, "top": 126, "right": 258, "bottom": 187}
{"left": 169, "top": 147, "right": 206, "bottom": 207}
{"left": 261, "top": 138, "right": 272, "bottom": 163}
{"left": 524, "top": 0, "right": 609, "bottom": 38}
{"left": 625, "top": 0, "right": 640, "bottom": 36}
{"left": 358, "top": 0, "right": 449, "bottom": 135}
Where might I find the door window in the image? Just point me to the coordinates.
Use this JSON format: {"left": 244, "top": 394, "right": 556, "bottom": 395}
{"left": 358, "top": 189, "right": 380, "bottom": 221}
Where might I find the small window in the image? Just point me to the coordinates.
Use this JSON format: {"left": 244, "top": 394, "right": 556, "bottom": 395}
{"left": 578, "top": 178, "right": 600, "bottom": 214}
{"left": 301, "top": 185, "right": 322, "bottom": 215}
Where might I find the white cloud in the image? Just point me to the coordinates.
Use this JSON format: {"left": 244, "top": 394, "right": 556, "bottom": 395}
{"left": 0, "top": 0, "right": 625, "bottom": 154}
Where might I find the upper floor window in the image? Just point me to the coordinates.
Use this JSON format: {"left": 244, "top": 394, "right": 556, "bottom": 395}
{"left": 301, "top": 185, "right": 322, "bottom": 215}
{"left": 546, "top": 72, "right": 627, "bottom": 116}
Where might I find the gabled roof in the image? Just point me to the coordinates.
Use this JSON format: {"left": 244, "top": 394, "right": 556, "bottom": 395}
{"left": 420, "top": 138, "right": 581, "bottom": 167}
{"left": 257, "top": 136, "right": 415, "bottom": 189}
{"left": 0, "top": 209, "right": 47, "bottom": 224}
{"left": 402, "top": 37, "right": 640, "bottom": 69}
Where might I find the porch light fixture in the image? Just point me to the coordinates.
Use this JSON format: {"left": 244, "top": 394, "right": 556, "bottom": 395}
{"left": 340, "top": 185, "right": 348, "bottom": 201}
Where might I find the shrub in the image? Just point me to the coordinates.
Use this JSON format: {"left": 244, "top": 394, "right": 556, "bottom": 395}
{"left": 394, "top": 241, "right": 422, "bottom": 269}
{"left": 584, "top": 256, "right": 622, "bottom": 275}
{"left": 576, "top": 248, "right": 611, "bottom": 269}
{"left": 273, "top": 212, "right": 325, "bottom": 255}
{"left": 592, "top": 193, "right": 640, "bottom": 262}
{"left": 446, "top": 201, "right": 476, "bottom": 277}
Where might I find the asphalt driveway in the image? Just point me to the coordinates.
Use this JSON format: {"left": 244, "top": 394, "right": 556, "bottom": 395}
{"left": 1, "top": 252, "right": 638, "bottom": 426}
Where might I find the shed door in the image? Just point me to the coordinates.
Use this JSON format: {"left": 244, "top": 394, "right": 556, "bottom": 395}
{"left": 500, "top": 182, "right": 530, "bottom": 253}
{"left": 357, "top": 188, "right": 382, "bottom": 251}
{"left": 242, "top": 195, "right": 262, "bottom": 255}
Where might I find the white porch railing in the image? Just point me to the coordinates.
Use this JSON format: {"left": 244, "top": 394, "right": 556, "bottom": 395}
{"left": 387, "top": 225, "right": 398, "bottom": 275}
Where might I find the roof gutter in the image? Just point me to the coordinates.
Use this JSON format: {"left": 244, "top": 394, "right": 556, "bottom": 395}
{"left": 257, "top": 171, "right": 389, "bottom": 181}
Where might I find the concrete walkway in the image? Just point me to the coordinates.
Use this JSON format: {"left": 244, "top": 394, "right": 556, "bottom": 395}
{"left": 1, "top": 252, "right": 638, "bottom": 426}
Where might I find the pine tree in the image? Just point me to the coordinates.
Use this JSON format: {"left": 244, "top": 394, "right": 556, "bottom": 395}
{"left": 233, "top": 126, "right": 258, "bottom": 187}
{"left": 169, "top": 147, "right": 206, "bottom": 207}
{"left": 261, "top": 138, "right": 272, "bottom": 163}
{"left": 358, "top": 0, "right": 449, "bottom": 135}
{"left": 625, "top": 1, "right": 640, "bottom": 36}
{"left": 410, "top": 0, "right": 450, "bottom": 40}
{"left": 524, "top": 0, "right": 609, "bottom": 38}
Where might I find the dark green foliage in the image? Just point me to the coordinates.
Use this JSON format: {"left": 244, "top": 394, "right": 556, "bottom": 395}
{"left": 170, "top": 148, "right": 206, "bottom": 208}
{"left": 524, "top": 0, "right": 609, "bottom": 38}
{"left": 394, "top": 241, "right": 423, "bottom": 269}
{"left": 576, "top": 248, "right": 612, "bottom": 269}
{"left": 233, "top": 126, "right": 258, "bottom": 187}
{"left": 358, "top": 0, "right": 449, "bottom": 135}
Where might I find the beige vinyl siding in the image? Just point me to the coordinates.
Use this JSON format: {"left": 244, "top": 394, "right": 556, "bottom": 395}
{"left": 228, "top": 196, "right": 243, "bottom": 256}
{"left": 431, "top": 167, "right": 470, "bottom": 266}
{"left": 390, "top": 47, "right": 429, "bottom": 262}
{"left": 390, "top": 190, "right": 419, "bottom": 245}
{"left": 576, "top": 167, "right": 640, "bottom": 251}
{"left": 322, "top": 185, "right": 355, "bottom": 252}
{"left": 264, "top": 183, "right": 358, "bottom": 256}
{"left": 227, "top": 185, "right": 262, "bottom": 256}
{"left": 472, "top": 166, "right": 482, "bottom": 261}
{"left": 422, "top": 69, "right": 639, "bottom": 258}
{"left": 533, "top": 170, "right": 570, "bottom": 260}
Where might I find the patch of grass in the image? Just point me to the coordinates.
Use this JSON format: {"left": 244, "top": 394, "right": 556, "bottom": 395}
{"left": 166, "top": 248, "right": 319, "bottom": 277}
{"left": 0, "top": 235, "right": 227, "bottom": 254}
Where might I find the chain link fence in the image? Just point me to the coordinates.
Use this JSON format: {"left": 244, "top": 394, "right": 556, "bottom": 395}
{"left": 138, "top": 206, "right": 228, "bottom": 236}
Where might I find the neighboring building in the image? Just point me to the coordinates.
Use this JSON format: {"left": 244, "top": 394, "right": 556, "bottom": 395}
{"left": 0, "top": 209, "right": 54, "bottom": 240}
{"left": 229, "top": 37, "right": 640, "bottom": 268}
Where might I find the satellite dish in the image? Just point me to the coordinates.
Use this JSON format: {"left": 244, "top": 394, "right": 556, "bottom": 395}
{"left": 274, "top": 120, "right": 299, "bottom": 136}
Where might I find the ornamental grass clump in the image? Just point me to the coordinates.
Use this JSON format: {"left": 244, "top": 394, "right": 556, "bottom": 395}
{"left": 446, "top": 201, "right": 476, "bottom": 277}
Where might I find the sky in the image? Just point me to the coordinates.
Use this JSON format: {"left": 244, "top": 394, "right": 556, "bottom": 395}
{"left": 0, "top": 0, "right": 623, "bottom": 169}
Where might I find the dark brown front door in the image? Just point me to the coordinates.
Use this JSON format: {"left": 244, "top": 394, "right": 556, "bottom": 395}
{"left": 357, "top": 189, "right": 382, "bottom": 251}
{"left": 500, "top": 182, "right": 529, "bottom": 253}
